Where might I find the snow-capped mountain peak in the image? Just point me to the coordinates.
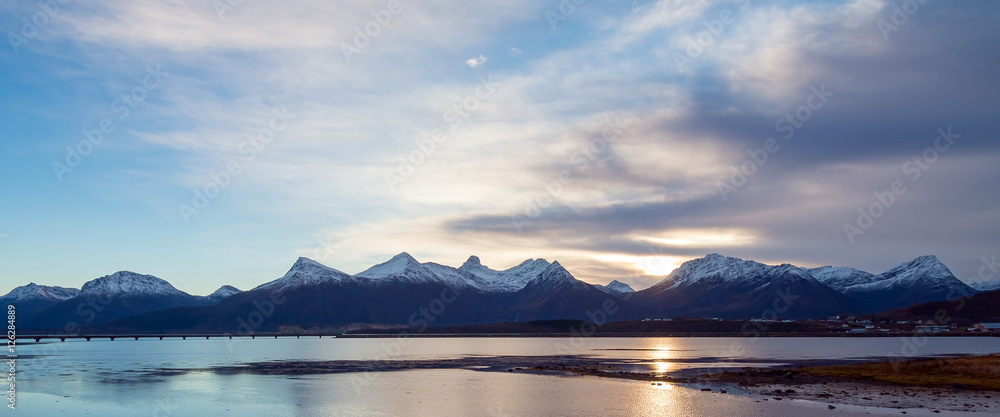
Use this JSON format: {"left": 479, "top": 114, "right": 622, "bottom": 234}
{"left": 832, "top": 255, "right": 970, "bottom": 299}
{"left": 807, "top": 256, "right": 964, "bottom": 295}
{"left": 461, "top": 255, "right": 483, "bottom": 269}
{"left": 853, "top": 255, "right": 954, "bottom": 290}
{"left": 651, "top": 254, "right": 832, "bottom": 294}
{"left": 353, "top": 253, "right": 487, "bottom": 288}
{"left": 356, "top": 252, "right": 421, "bottom": 279}
{"left": 254, "top": 257, "right": 352, "bottom": 291}
{"left": 526, "top": 261, "right": 579, "bottom": 288}
{"left": 0, "top": 283, "right": 80, "bottom": 302}
{"left": 896, "top": 255, "right": 946, "bottom": 273}
{"left": 656, "top": 254, "right": 771, "bottom": 289}
{"left": 463, "top": 258, "right": 554, "bottom": 292}
{"left": 594, "top": 280, "right": 635, "bottom": 295}
{"left": 507, "top": 258, "right": 552, "bottom": 276}
{"left": 206, "top": 285, "right": 242, "bottom": 301}
{"left": 80, "top": 271, "right": 185, "bottom": 297}
{"left": 818, "top": 255, "right": 976, "bottom": 313}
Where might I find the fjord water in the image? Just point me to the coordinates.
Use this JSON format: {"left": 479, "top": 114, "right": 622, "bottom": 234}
{"left": 13, "top": 337, "right": 999, "bottom": 416}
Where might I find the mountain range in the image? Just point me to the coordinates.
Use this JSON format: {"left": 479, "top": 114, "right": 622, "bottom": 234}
{"left": 1, "top": 253, "right": 983, "bottom": 332}
{"left": 2, "top": 272, "right": 242, "bottom": 330}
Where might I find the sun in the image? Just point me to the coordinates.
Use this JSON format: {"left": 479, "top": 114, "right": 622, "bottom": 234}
{"left": 638, "top": 257, "right": 679, "bottom": 276}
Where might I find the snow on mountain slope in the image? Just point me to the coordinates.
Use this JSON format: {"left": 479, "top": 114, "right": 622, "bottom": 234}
{"left": 458, "top": 255, "right": 498, "bottom": 280}
{"left": 818, "top": 255, "right": 977, "bottom": 313}
{"left": 660, "top": 255, "right": 970, "bottom": 310}
{"left": 355, "top": 253, "right": 482, "bottom": 288}
{"left": 420, "top": 261, "right": 491, "bottom": 288}
{"left": 529, "top": 262, "right": 581, "bottom": 287}
{"left": 251, "top": 253, "right": 567, "bottom": 294}
{"left": 594, "top": 280, "right": 635, "bottom": 295}
{"left": 639, "top": 254, "right": 857, "bottom": 319}
{"left": 353, "top": 253, "right": 560, "bottom": 292}
{"left": 840, "top": 255, "right": 965, "bottom": 293}
{"left": 459, "top": 256, "right": 554, "bottom": 292}
{"left": 205, "top": 285, "right": 242, "bottom": 301}
{"left": 970, "top": 280, "right": 1000, "bottom": 292}
{"left": 356, "top": 252, "right": 422, "bottom": 279}
{"left": 254, "top": 257, "right": 353, "bottom": 291}
{"left": 653, "top": 253, "right": 789, "bottom": 291}
{"left": 1, "top": 283, "right": 80, "bottom": 302}
{"left": 81, "top": 271, "right": 187, "bottom": 297}
{"left": 807, "top": 266, "right": 877, "bottom": 292}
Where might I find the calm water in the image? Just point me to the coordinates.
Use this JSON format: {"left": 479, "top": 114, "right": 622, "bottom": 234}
{"left": 9, "top": 337, "right": 999, "bottom": 416}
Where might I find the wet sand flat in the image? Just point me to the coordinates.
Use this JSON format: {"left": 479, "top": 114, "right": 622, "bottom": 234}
{"left": 154, "top": 353, "right": 1000, "bottom": 413}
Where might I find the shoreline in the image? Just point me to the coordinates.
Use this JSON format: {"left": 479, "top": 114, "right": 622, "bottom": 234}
{"left": 155, "top": 353, "right": 1000, "bottom": 413}
{"left": 558, "top": 354, "right": 1000, "bottom": 413}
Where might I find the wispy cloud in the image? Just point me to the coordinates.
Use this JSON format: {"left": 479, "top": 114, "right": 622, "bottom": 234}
{"left": 1, "top": 0, "right": 998, "bottom": 294}
{"left": 465, "top": 54, "right": 488, "bottom": 68}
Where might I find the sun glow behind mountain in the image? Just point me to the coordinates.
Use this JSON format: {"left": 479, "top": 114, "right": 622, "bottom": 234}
{"left": 591, "top": 254, "right": 683, "bottom": 277}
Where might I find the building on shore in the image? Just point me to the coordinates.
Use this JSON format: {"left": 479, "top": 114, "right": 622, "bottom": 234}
{"left": 973, "top": 323, "right": 1000, "bottom": 333}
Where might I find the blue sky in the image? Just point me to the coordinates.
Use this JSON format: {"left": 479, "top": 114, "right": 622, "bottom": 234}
{"left": 1, "top": 0, "right": 999, "bottom": 295}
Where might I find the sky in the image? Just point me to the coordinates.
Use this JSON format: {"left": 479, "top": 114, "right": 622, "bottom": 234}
{"left": 1, "top": 0, "right": 998, "bottom": 296}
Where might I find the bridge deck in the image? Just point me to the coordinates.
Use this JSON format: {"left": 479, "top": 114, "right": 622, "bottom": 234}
{"left": 15, "top": 334, "right": 340, "bottom": 342}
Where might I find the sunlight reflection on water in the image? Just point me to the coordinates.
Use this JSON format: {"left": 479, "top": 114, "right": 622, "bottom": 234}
{"left": 13, "top": 337, "right": 999, "bottom": 416}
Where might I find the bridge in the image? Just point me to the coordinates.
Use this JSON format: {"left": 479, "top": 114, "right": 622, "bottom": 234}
{"left": 16, "top": 333, "right": 341, "bottom": 342}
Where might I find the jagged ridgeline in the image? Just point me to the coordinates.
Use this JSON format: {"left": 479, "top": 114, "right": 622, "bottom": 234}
{"left": 2, "top": 253, "right": 986, "bottom": 332}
